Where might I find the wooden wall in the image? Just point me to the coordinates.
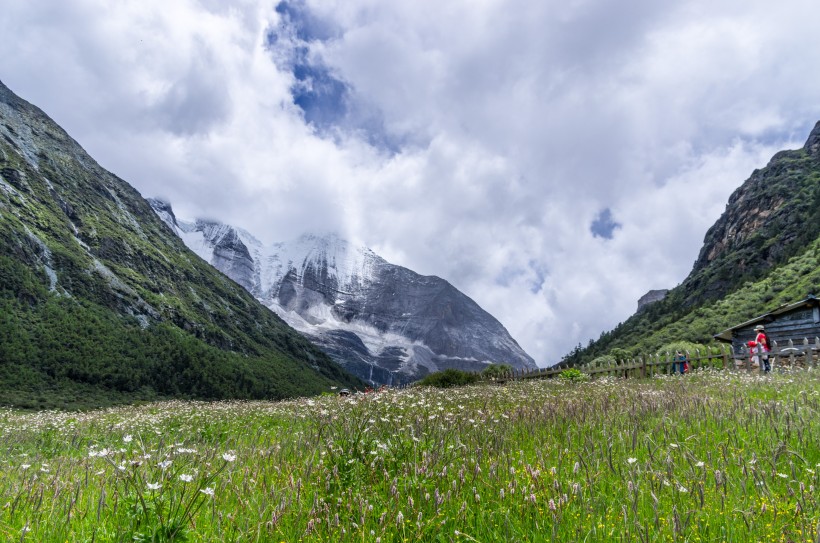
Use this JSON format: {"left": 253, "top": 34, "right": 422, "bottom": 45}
{"left": 730, "top": 304, "right": 820, "bottom": 354}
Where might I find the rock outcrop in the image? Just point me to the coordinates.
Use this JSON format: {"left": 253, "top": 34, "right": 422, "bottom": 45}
{"left": 637, "top": 289, "right": 669, "bottom": 311}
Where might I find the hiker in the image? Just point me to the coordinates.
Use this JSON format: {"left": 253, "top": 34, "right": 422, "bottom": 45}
{"left": 754, "top": 324, "right": 771, "bottom": 373}
{"left": 674, "top": 350, "right": 687, "bottom": 375}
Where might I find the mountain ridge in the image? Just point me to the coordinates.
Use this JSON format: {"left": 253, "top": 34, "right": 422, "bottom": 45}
{"left": 564, "top": 121, "right": 820, "bottom": 365}
{"left": 149, "top": 200, "right": 536, "bottom": 385}
{"left": 0, "top": 79, "right": 362, "bottom": 409}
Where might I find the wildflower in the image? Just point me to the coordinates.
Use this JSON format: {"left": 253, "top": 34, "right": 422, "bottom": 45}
{"left": 200, "top": 487, "right": 214, "bottom": 496}
{"left": 627, "top": 457, "right": 637, "bottom": 464}
{"left": 695, "top": 461, "right": 704, "bottom": 467}
{"left": 222, "top": 452, "right": 236, "bottom": 462}
{"left": 179, "top": 474, "right": 193, "bottom": 482}
{"left": 396, "top": 511, "right": 404, "bottom": 525}
{"left": 123, "top": 434, "right": 133, "bottom": 443}
{"left": 147, "top": 483, "right": 162, "bottom": 491}
{"left": 548, "top": 499, "right": 556, "bottom": 511}
{"left": 20, "top": 464, "right": 30, "bottom": 470}
{"left": 157, "top": 460, "right": 172, "bottom": 470}
{"left": 670, "top": 443, "right": 678, "bottom": 449}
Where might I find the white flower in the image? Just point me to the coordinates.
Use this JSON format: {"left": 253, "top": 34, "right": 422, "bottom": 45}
{"left": 179, "top": 474, "right": 193, "bottom": 483}
{"left": 200, "top": 487, "right": 215, "bottom": 496}
{"left": 777, "top": 473, "right": 788, "bottom": 479}
{"left": 147, "top": 483, "right": 162, "bottom": 491}
{"left": 677, "top": 485, "right": 688, "bottom": 493}
{"left": 20, "top": 464, "right": 30, "bottom": 470}
{"left": 627, "top": 458, "right": 637, "bottom": 464}
{"left": 696, "top": 461, "right": 705, "bottom": 467}
{"left": 669, "top": 443, "right": 679, "bottom": 449}
{"left": 222, "top": 453, "right": 236, "bottom": 462}
{"left": 123, "top": 435, "right": 133, "bottom": 443}
{"left": 157, "top": 460, "right": 172, "bottom": 470}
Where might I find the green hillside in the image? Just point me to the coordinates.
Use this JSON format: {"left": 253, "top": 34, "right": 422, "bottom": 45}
{"left": 565, "top": 122, "right": 820, "bottom": 365}
{"left": 0, "top": 80, "right": 362, "bottom": 409}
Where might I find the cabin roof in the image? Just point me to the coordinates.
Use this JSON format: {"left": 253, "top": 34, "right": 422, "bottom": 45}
{"left": 714, "top": 295, "right": 819, "bottom": 343}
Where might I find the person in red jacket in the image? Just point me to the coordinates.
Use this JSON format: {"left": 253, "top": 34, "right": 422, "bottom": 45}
{"left": 754, "top": 324, "right": 771, "bottom": 373}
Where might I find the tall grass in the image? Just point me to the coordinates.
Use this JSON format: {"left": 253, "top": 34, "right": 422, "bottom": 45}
{"left": 1, "top": 369, "right": 819, "bottom": 542}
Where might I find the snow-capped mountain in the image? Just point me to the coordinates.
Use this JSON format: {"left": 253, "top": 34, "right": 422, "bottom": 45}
{"left": 149, "top": 199, "right": 537, "bottom": 385}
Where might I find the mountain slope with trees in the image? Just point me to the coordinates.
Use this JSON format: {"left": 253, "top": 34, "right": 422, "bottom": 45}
{"left": 0, "top": 80, "right": 362, "bottom": 409}
{"left": 564, "top": 122, "right": 820, "bottom": 365}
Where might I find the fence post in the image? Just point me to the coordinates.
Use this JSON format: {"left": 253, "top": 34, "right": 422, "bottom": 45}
{"left": 804, "top": 338, "right": 810, "bottom": 369}
{"left": 788, "top": 339, "right": 795, "bottom": 370}
{"left": 770, "top": 339, "right": 778, "bottom": 372}
{"left": 722, "top": 345, "right": 728, "bottom": 370}
{"left": 815, "top": 337, "right": 820, "bottom": 369}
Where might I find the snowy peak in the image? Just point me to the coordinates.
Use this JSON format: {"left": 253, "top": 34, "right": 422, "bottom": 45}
{"left": 149, "top": 200, "right": 537, "bottom": 385}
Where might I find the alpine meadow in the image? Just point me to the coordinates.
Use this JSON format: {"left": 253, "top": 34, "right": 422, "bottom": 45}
{"left": 2, "top": 372, "right": 820, "bottom": 542}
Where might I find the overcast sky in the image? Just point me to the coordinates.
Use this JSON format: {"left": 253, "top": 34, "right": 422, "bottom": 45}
{"left": 3, "top": 0, "right": 820, "bottom": 366}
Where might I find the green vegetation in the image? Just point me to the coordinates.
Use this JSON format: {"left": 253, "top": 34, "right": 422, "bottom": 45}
{"left": 417, "top": 368, "right": 481, "bottom": 388}
{"left": 0, "top": 81, "right": 362, "bottom": 409}
{"left": 558, "top": 367, "right": 587, "bottom": 382}
{"left": 1, "top": 371, "right": 818, "bottom": 541}
{"left": 481, "top": 363, "right": 513, "bottom": 379}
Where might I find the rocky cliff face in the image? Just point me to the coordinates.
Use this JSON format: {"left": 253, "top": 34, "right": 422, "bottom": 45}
{"left": 150, "top": 202, "right": 537, "bottom": 384}
{"left": 683, "top": 121, "right": 820, "bottom": 304}
{"left": 637, "top": 289, "right": 669, "bottom": 311}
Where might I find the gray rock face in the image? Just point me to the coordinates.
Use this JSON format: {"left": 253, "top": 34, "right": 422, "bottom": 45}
{"left": 150, "top": 201, "right": 537, "bottom": 384}
{"left": 637, "top": 289, "right": 669, "bottom": 311}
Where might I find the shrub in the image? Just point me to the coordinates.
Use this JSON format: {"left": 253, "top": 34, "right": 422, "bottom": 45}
{"left": 559, "top": 368, "right": 588, "bottom": 382}
{"left": 481, "top": 364, "right": 513, "bottom": 379}
{"left": 418, "top": 369, "right": 480, "bottom": 389}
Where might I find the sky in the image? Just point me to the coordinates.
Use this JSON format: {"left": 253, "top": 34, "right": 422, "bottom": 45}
{"left": 2, "top": 0, "right": 820, "bottom": 366}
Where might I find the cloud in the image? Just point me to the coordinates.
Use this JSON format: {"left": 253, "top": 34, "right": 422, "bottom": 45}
{"left": 2, "top": 0, "right": 820, "bottom": 365}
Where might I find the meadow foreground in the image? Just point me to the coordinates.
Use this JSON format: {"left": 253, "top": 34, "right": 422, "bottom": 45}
{"left": 1, "top": 370, "right": 819, "bottom": 542}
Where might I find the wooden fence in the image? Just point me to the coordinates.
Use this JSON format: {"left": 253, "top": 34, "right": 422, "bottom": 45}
{"left": 471, "top": 337, "right": 820, "bottom": 383}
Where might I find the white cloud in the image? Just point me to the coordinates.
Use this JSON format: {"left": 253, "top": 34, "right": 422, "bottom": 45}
{"left": 2, "top": 0, "right": 819, "bottom": 365}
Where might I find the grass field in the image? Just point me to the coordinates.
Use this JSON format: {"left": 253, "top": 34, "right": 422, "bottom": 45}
{"left": 1, "top": 369, "right": 819, "bottom": 542}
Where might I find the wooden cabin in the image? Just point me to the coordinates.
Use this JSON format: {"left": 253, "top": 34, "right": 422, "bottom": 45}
{"left": 714, "top": 295, "right": 820, "bottom": 355}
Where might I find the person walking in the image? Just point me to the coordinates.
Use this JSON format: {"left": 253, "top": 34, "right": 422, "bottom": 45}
{"left": 754, "top": 324, "right": 771, "bottom": 373}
